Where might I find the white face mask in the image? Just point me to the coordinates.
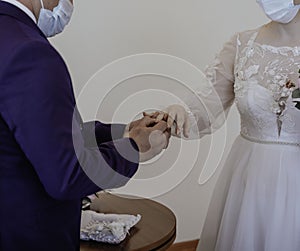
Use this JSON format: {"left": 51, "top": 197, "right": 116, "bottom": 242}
{"left": 256, "top": 0, "right": 300, "bottom": 23}
{"left": 38, "top": 0, "right": 74, "bottom": 37}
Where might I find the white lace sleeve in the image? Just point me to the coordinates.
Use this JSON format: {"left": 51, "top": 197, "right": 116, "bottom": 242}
{"left": 186, "top": 34, "right": 237, "bottom": 139}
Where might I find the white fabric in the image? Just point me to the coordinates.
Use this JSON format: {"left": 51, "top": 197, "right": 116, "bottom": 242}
{"left": 186, "top": 33, "right": 236, "bottom": 139}
{"left": 192, "top": 27, "right": 300, "bottom": 251}
{"left": 80, "top": 210, "right": 141, "bottom": 244}
{"left": 1, "top": 0, "right": 36, "bottom": 23}
{"left": 38, "top": 0, "right": 73, "bottom": 37}
{"left": 256, "top": 0, "right": 300, "bottom": 24}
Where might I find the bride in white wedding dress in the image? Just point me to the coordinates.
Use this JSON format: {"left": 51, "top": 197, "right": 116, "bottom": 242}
{"left": 154, "top": 0, "right": 300, "bottom": 250}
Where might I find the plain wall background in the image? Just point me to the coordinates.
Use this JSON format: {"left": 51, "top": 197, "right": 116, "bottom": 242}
{"left": 51, "top": 0, "right": 268, "bottom": 243}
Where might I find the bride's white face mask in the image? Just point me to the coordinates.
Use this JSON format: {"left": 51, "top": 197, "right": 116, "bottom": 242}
{"left": 38, "top": 0, "right": 74, "bottom": 37}
{"left": 256, "top": 0, "right": 300, "bottom": 23}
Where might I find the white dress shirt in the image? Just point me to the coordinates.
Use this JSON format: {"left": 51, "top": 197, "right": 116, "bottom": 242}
{"left": 1, "top": 0, "right": 37, "bottom": 23}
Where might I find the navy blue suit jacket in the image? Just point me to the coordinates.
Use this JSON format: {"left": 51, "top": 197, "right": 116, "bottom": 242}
{"left": 0, "top": 2, "right": 139, "bottom": 250}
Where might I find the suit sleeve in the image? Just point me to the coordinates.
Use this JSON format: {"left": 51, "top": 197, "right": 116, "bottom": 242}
{"left": 81, "top": 121, "right": 127, "bottom": 147}
{"left": 0, "top": 41, "right": 139, "bottom": 200}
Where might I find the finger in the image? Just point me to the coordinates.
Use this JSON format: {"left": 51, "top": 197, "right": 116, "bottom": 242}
{"left": 143, "top": 111, "right": 152, "bottom": 117}
{"left": 163, "top": 130, "right": 171, "bottom": 149}
{"left": 155, "top": 112, "right": 168, "bottom": 122}
{"left": 140, "top": 116, "right": 157, "bottom": 127}
{"left": 163, "top": 113, "right": 169, "bottom": 121}
{"left": 167, "top": 111, "right": 176, "bottom": 128}
{"left": 143, "top": 111, "right": 159, "bottom": 118}
{"left": 183, "top": 116, "right": 191, "bottom": 138}
{"left": 176, "top": 112, "right": 186, "bottom": 136}
{"left": 170, "top": 123, "right": 177, "bottom": 136}
{"left": 155, "top": 112, "right": 165, "bottom": 122}
{"left": 151, "top": 111, "right": 160, "bottom": 118}
{"left": 147, "top": 130, "right": 164, "bottom": 154}
{"left": 153, "top": 120, "right": 168, "bottom": 132}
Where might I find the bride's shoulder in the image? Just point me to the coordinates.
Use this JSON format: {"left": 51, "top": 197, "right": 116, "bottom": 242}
{"left": 233, "top": 24, "right": 267, "bottom": 45}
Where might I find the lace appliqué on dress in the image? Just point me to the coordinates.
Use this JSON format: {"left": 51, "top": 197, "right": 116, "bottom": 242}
{"left": 234, "top": 32, "right": 299, "bottom": 137}
{"left": 234, "top": 34, "right": 260, "bottom": 99}
{"left": 203, "top": 58, "right": 221, "bottom": 97}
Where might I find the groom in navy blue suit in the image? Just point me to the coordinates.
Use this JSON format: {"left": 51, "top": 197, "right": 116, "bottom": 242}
{"left": 0, "top": 0, "right": 170, "bottom": 250}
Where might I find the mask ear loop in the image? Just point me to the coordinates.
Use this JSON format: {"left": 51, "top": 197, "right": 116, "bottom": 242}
{"left": 40, "top": 0, "right": 44, "bottom": 9}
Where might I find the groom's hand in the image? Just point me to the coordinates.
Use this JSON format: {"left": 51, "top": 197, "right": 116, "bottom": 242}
{"left": 124, "top": 116, "right": 171, "bottom": 162}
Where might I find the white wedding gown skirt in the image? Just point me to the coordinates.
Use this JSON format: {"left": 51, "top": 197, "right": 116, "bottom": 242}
{"left": 197, "top": 135, "right": 300, "bottom": 251}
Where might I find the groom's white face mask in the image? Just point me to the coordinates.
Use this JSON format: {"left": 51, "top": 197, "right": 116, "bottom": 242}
{"left": 256, "top": 0, "right": 300, "bottom": 23}
{"left": 37, "top": 0, "right": 74, "bottom": 37}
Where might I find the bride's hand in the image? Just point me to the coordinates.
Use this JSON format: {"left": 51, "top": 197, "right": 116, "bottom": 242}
{"left": 145, "top": 105, "right": 190, "bottom": 138}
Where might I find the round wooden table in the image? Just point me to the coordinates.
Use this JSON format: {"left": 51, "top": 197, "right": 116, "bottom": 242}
{"left": 80, "top": 192, "right": 176, "bottom": 251}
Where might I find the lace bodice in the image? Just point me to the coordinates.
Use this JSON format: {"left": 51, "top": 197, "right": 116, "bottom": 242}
{"left": 188, "top": 27, "right": 300, "bottom": 145}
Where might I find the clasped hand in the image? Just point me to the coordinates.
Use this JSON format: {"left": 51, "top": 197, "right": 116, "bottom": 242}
{"left": 124, "top": 114, "right": 171, "bottom": 162}
{"left": 125, "top": 104, "right": 190, "bottom": 162}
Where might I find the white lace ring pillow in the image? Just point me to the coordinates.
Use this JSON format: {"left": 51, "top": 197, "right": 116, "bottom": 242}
{"left": 80, "top": 210, "right": 142, "bottom": 244}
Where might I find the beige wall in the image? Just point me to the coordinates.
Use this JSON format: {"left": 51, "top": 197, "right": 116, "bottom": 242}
{"left": 51, "top": 0, "right": 268, "bottom": 243}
